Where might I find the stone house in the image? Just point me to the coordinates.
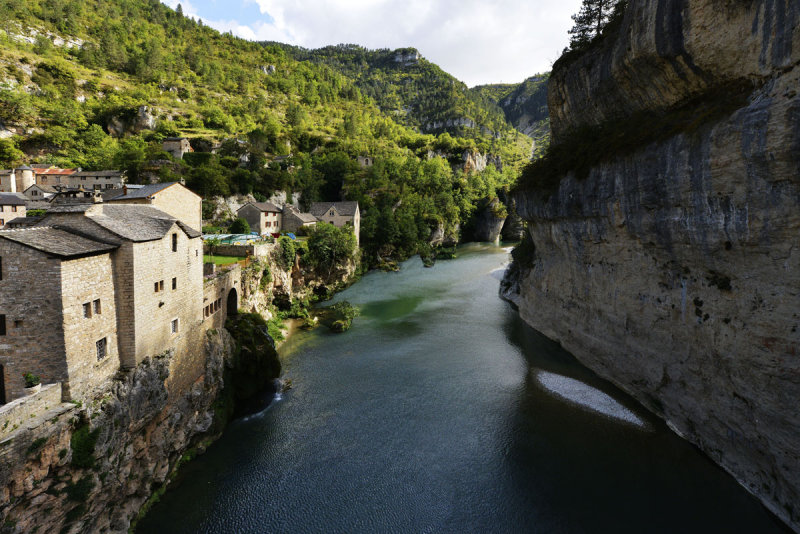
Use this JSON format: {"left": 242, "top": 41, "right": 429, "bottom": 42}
{"left": 0, "top": 193, "right": 27, "bottom": 228}
{"left": 31, "top": 166, "right": 77, "bottom": 187}
{"left": 281, "top": 205, "right": 318, "bottom": 233}
{"left": 66, "top": 170, "right": 125, "bottom": 190}
{"left": 310, "top": 201, "right": 360, "bottom": 245}
{"left": 162, "top": 137, "right": 193, "bottom": 160}
{"left": 105, "top": 182, "right": 202, "bottom": 232}
{"left": 23, "top": 184, "right": 57, "bottom": 201}
{"left": 237, "top": 202, "right": 283, "bottom": 234}
{"left": 0, "top": 203, "right": 204, "bottom": 403}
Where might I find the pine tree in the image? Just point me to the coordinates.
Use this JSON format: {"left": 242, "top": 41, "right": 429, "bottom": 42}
{"left": 568, "top": 0, "right": 615, "bottom": 50}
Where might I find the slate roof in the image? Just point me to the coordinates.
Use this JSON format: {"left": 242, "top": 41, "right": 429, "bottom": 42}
{"left": 106, "top": 182, "right": 176, "bottom": 200}
{"left": 0, "top": 193, "right": 27, "bottom": 205}
{"left": 5, "top": 216, "right": 42, "bottom": 228}
{"left": 245, "top": 201, "right": 282, "bottom": 213}
{"left": 310, "top": 201, "right": 359, "bottom": 217}
{"left": 88, "top": 204, "right": 200, "bottom": 241}
{"left": 0, "top": 227, "right": 118, "bottom": 258}
{"left": 72, "top": 170, "right": 123, "bottom": 177}
{"left": 47, "top": 204, "right": 93, "bottom": 213}
{"left": 282, "top": 205, "right": 317, "bottom": 223}
{"left": 24, "top": 184, "right": 58, "bottom": 194}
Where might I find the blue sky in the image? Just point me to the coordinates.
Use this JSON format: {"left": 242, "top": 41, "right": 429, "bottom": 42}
{"left": 162, "top": 0, "right": 582, "bottom": 87}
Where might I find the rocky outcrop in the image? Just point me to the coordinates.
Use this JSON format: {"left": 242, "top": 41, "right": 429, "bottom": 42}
{"left": 505, "top": 1, "right": 800, "bottom": 531}
{"left": 498, "top": 191, "right": 525, "bottom": 241}
{"left": 106, "top": 105, "right": 157, "bottom": 137}
{"left": 468, "top": 198, "right": 506, "bottom": 242}
{"left": 461, "top": 150, "right": 503, "bottom": 173}
{"left": 0, "top": 330, "right": 237, "bottom": 533}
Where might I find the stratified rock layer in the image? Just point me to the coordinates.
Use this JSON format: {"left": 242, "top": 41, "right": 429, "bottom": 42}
{"left": 505, "top": 0, "right": 800, "bottom": 530}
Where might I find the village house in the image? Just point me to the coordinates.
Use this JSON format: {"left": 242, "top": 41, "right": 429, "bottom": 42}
{"left": 0, "top": 193, "right": 26, "bottom": 228}
{"left": 67, "top": 170, "right": 125, "bottom": 190}
{"left": 281, "top": 205, "right": 319, "bottom": 233}
{"left": 2, "top": 166, "right": 125, "bottom": 192}
{"left": 0, "top": 202, "right": 205, "bottom": 403}
{"left": 237, "top": 202, "right": 284, "bottom": 235}
{"left": 105, "top": 182, "right": 202, "bottom": 232}
{"left": 310, "top": 201, "right": 361, "bottom": 245}
{"left": 162, "top": 137, "right": 193, "bottom": 160}
{"left": 23, "top": 183, "right": 57, "bottom": 201}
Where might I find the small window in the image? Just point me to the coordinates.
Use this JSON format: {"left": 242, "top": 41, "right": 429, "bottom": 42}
{"left": 172, "top": 233, "right": 178, "bottom": 252}
{"left": 0, "top": 220, "right": 4, "bottom": 226}
{"left": 96, "top": 338, "right": 107, "bottom": 361}
{"left": 14, "top": 319, "right": 22, "bottom": 328}
{"left": 172, "top": 277, "right": 177, "bottom": 290}
{"left": 330, "top": 210, "right": 334, "bottom": 216}
{"left": 170, "top": 318, "right": 179, "bottom": 334}
{"left": 11, "top": 206, "right": 16, "bottom": 212}
{"left": 0, "top": 315, "right": 5, "bottom": 336}
{"left": 154, "top": 282, "right": 160, "bottom": 293}
{"left": 83, "top": 302, "right": 92, "bottom": 318}
{"left": 93, "top": 299, "right": 101, "bottom": 315}
{"left": 160, "top": 280, "right": 165, "bottom": 291}
{"left": 196, "top": 250, "right": 198, "bottom": 257}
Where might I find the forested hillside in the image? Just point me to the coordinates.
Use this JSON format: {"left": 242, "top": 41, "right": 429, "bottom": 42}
{"left": 0, "top": 0, "right": 538, "bottom": 263}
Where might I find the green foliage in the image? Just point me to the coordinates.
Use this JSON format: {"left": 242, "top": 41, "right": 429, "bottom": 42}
{"left": 23, "top": 373, "right": 40, "bottom": 388}
{"left": 275, "top": 236, "right": 296, "bottom": 271}
{"left": 323, "top": 301, "right": 359, "bottom": 333}
{"left": 305, "top": 222, "right": 356, "bottom": 276}
{"left": 229, "top": 217, "right": 250, "bottom": 234}
{"left": 27, "top": 437, "right": 47, "bottom": 455}
{"left": 65, "top": 475, "right": 95, "bottom": 502}
{"left": 70, "top": 424, "right": 100, "bottom": 469}
{"left": 0, "top": 139, "right": 24, "bottom": 166}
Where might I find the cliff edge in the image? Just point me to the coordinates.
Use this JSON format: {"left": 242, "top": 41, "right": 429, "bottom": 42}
{"left": 504, "top": 0, "right": 800, "bottom": 530}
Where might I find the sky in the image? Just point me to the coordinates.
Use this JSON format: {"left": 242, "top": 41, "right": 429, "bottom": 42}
{"left": 161, "top": 0, "right": 582, "bottom": 87}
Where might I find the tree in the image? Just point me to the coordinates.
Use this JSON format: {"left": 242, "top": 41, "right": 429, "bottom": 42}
{"left": 568, "top": 0, "right": 618, "bottom": 50}
{"left": 229, "top": 217, "right": 250, "bottom": 234}
{"left": 305, "top": 222, "right": 357, "bottom": 277}
{"left": 0, "top": 139, "right": 23, "bottom": 167}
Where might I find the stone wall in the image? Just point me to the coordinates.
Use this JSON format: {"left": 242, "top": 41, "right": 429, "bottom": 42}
{"left": 60, "top": 254, "right": 120, "bottom": 402}
{"left": 151, "top": 185, "right": 202, "bottom": 232}
{"left": 0, "top": 204, "right": 25, "bottom": 228}
{"left": 206, "top": 243, "right": 274, "bottom": 259}
{"left": 130, "top": 227, "right": 203, "bottom": 368}
{"left": 0, "top": 383, "right": 63, "bottom": 440}
{"left": 0, "top": 240, "right": 65, "bottom": 402}
{"left": 203, "top": 264, "right": 241, "bottom": 332}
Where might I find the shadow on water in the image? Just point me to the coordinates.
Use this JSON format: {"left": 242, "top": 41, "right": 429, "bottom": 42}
{"left": 499, "top": 311, "right": 790, "bottom": 533}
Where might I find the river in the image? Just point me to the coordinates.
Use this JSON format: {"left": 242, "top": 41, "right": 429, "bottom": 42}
{"left": 137, "top": 243, "right": 787, "bottom": 533}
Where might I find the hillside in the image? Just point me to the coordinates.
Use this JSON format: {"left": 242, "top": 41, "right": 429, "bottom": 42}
{"left": 471, "top": 73, "right": 550, "bottom": 156}
{"left": 272, "top": 43, "right": 528, "bottom": 143}
{"left": 0, "top": 0, "right": 533, "bottom": 264}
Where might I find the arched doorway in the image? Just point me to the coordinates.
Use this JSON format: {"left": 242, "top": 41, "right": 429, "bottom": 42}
{"left": 226, "top": 288, "right": 238, "bottom": 317}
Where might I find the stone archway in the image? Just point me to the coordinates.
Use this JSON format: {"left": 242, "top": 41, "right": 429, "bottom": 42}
{"left": 226, "top": 288, "right": 238, "bottom": 317}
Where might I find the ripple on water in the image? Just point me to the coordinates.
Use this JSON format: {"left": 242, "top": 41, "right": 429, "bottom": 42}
{"left": 536, "top": 371, "right": 650, "bottom": 430}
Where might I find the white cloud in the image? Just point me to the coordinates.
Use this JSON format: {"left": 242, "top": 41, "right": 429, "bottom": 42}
{"left": 168, "top": 0, "right": 582, "bottom": 86}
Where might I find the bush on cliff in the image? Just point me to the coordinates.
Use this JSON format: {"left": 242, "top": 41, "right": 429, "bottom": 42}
{"left": 305, "top": 222, "right": 357, "bottom": 277}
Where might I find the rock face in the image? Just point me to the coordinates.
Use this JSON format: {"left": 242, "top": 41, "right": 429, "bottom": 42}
{"left": 0, "top": 331, "right": 237, "bottom": 533}
{"left": 470, "top": 198, "right": 506, "bottom": 242}
{"left": 504, "top": 1, "right": 800, "bottom": 531}
{"left": 106, "top": 105, "right": 157, "bottom": 137}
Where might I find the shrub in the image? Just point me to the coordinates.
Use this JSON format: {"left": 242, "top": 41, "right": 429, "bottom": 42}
{"left": 70, "top": 425, "right": 100, "bottom": 469}
{"left": 276, "top": 236, "right": 296, "bottom": 271}
{"left": 229, "top": 217, "right": 250, "bottom": 234}
{"left": 23, "top": 373, "right": 40, "bottom": 388}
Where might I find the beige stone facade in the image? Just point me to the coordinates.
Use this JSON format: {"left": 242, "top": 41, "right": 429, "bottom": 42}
{"left": 0, "top": 196, "right": 26, "bottom": 229}
{"left": 238, "top": 202, "right": 282, "bottom": 234}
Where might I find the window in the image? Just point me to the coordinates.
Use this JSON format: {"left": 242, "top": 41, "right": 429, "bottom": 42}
{"left": 172, "top": 277, "right": 177, "bottom": 290}
{"left": 170, "top": 318, "right": 179, "bottom": 334}
{"left": 155, "top": 280, "right": 164, "bottom": 292}
{"left": 154, "top": 282, "right": 159, "bottom": 292}
{"left": 93, "top": 299, "right": 101, "bottom": 315}
{"left": 172, "top": 233, "right": 178, "bottom": 252}
{"left": 330, "top": 210, "right": 334, "bottom": 216}
{"left": 11, "top": 206, "right": 16, "bottom": 212}
{"left": 83, "top": 302, "right": 92, "bottom": 318}
{"left": 0, "top": 315, "right": 5, "bottom": 336}
{"left": 0, "top": 220, "right": 4, "bottom": 226}
{"left": 96, "top": 338, "right": 107, "bottom": 361}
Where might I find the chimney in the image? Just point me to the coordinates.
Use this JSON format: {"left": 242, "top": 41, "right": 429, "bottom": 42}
{"left": 122, "top": 185, "right": 128, "bottom": 196}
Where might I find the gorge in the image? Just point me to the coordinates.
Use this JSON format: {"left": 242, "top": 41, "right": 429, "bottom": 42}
{"left": 503, "top": 0, "right": 800, "bottom": 530}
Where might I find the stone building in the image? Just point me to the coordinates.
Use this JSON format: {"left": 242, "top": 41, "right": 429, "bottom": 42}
{"left": 237, "top": 202, "right": 283, "bottom": 235}
{"left": 0, "top": 193, "right": 27, "bottom": 228}
{"left": 67, "top": 170, "right": 125, "bottom": 190}
{"left": 105, "top": 182, "right": 202, "bottom": 232}
{"left": 162, "top": 137, "right": 193, "bottom": 160}
{"left": 23, "top": 184, "right": 57, "bottom": 201}
{"left": 0, "top": 166, "right": 35, "bottom": 193}
{"left": 0, "top": 202, "right": 204, "bottom": 403}
{"left": 281, "top": 205, "right": 318, "bottom": 233}
{"left": 310, "top": 201, "right": 360, "bottom": 245}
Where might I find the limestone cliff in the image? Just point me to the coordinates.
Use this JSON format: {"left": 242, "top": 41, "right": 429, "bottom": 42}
{"left": 504, "top": 0, "right": 800, "bottom": 530}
